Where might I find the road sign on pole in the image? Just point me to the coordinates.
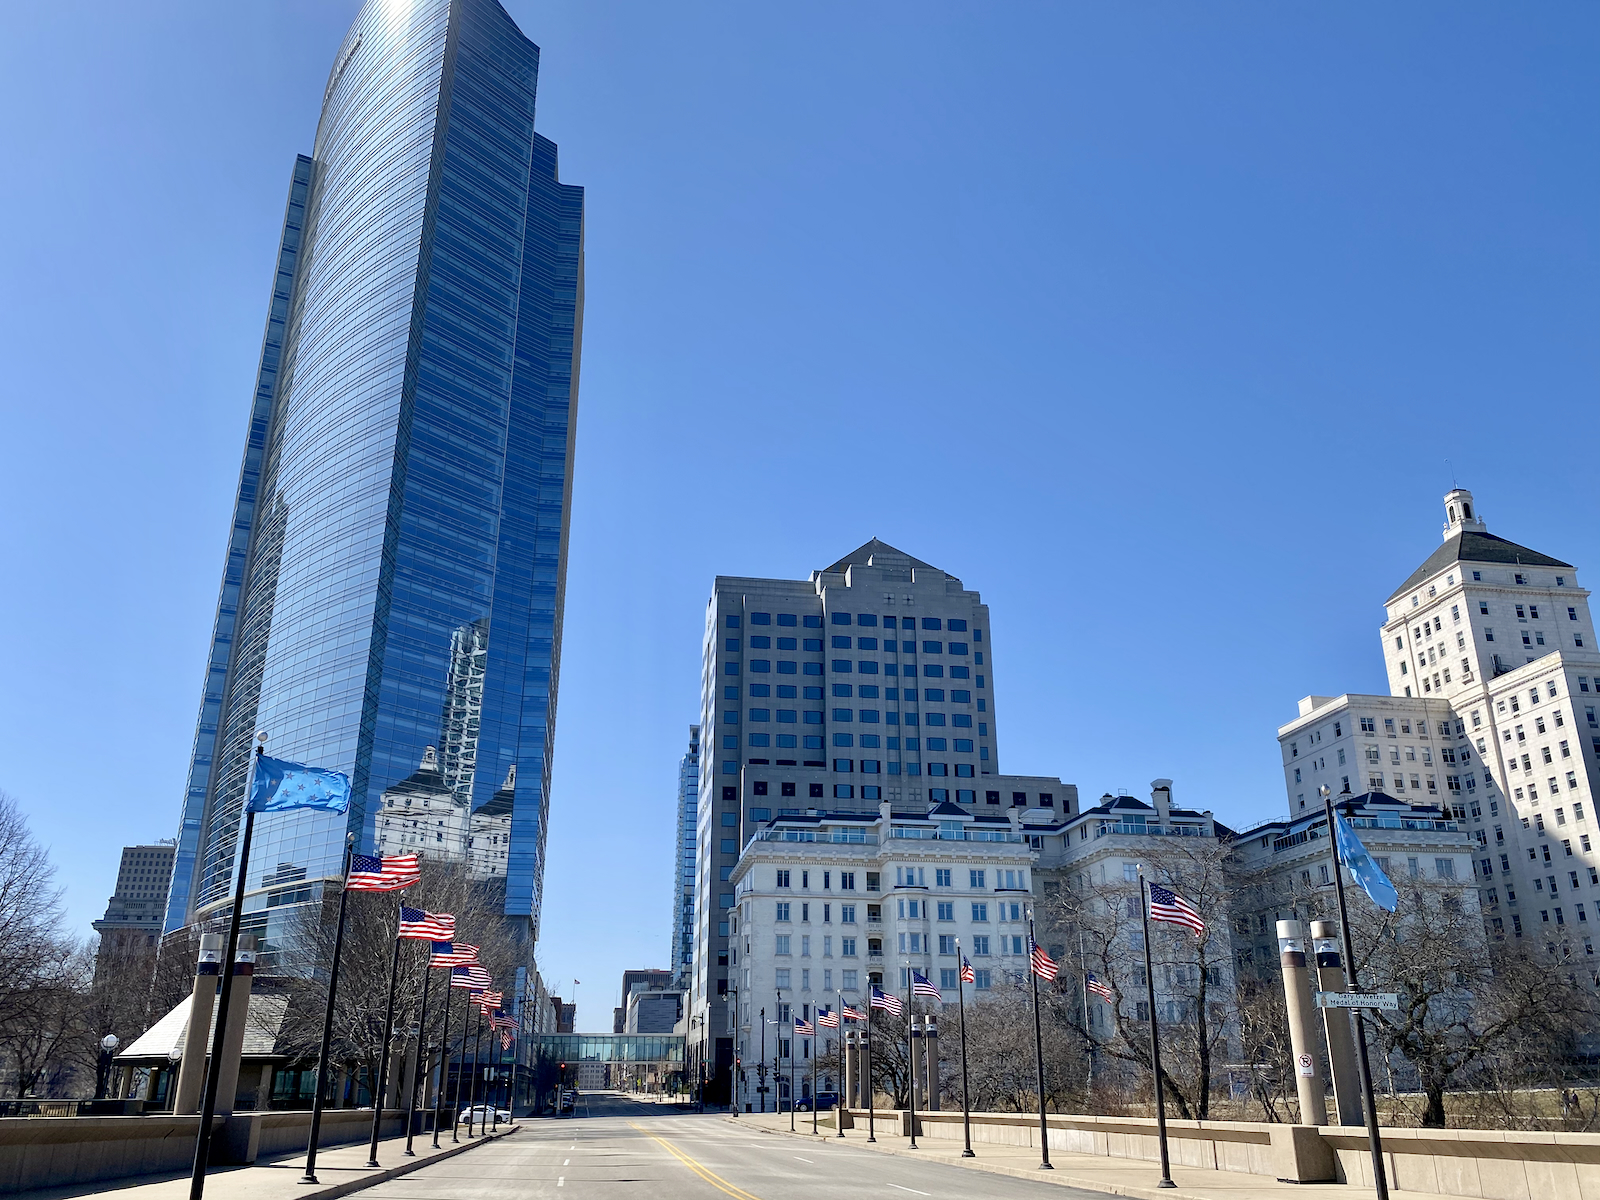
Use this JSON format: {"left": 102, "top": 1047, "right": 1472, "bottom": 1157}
{"left": 1315, "top": 991, "right": 1400, "bottom": 1011}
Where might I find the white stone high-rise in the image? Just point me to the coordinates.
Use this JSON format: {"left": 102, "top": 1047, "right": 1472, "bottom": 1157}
{"left": 1278, "top": 489, "right": 1600, "bottom": 950}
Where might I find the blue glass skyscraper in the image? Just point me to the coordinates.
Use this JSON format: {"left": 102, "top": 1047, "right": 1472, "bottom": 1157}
{"left": 166, "top": 0, "right": 583, "bottom": 958}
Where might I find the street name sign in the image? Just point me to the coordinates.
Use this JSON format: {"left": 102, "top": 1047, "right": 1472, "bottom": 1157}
{"left": 1314, "top": 991, "right": 1399, "bottom": 1011}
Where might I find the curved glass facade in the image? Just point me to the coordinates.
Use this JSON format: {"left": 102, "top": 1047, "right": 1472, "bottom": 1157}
{"left": 167, "top": 0, "right": 583, "bottom": 958}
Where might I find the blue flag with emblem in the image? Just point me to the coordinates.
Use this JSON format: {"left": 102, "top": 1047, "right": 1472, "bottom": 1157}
{"left": 1334, "top": 811, "right": 1398, "bottom": 912}
{"left": 247, "top": 755, "right": 351, "bottom": 814}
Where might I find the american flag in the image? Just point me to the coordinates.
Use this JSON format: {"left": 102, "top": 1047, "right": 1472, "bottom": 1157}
{"left": 347, "top": 853, "right": 420, "bottom": 891}
{"left": 1086, "top": 972, "right": 1115, "bottom": 1003}
{"left": 450, "top": 964, "right": 492, "bottom": 990}
{"left": 398, "top": 907, "right": 454, "bottom": 940}
{"left": 1029, "top": 938, "right": 1059, "bottom": 982}
{"left": 870, "top": 986, "right": 903, "bottom": 1016}
{"left": 817, "top": 1007, "right": 839, "bottom": 1028}
{"left": 794, "top": 1015, "right": 815, "bottom": 1036}
{"left": 499, "top": 1029, "right": 514, "bottom": 1051}
{"left": 841, "top": 1003, "right": 866, "bottom": 1021}
{"left": 476, "top": 990, "right": 504, "bottom": 1011}
{"left": 911, "top": 970, "right": 941, "bottom": 1000}
{"left": 430, "top": 941, "right": 478, "bottom": 967}
{"left": 1148, "top": 883, "right": 1206, "bottom": 937}
{"left": 959, "top": 957, "right": 975, "bottom": 984}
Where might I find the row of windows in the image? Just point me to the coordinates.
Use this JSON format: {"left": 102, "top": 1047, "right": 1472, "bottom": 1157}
{"left": 727, "top": 613, "right": 980, "bottom": 632}
{"left": 728, "top": 660, "right": 980, "bottom": 679}
{"left": 763, "top": 967, "right": 998, "bottom": 993}
{"left": 834, "top": 686, "right": 977, "bottom": 702}
{"left": 830, "top": 637, "right": 970, "bottom": 654}
{"left": 731, "top": 709, "right": 982, "bottom": 730}
{"left": 828, "top": 756, "right": 978, "bottom": 774}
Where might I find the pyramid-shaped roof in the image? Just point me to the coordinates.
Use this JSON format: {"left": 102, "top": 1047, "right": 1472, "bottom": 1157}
{"left": 1387, "top": 531, "right": 1571, "bottom": 603}
{"left": 824, "top": 538, "right": 941, "bottom": 576}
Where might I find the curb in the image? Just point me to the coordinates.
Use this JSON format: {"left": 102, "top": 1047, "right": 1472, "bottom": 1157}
{"left": 300, "top": 1124, "right": 522, "bottom": 1200}
{"left": 724, "top": 1115, "right": 1227, "bottom": 1200}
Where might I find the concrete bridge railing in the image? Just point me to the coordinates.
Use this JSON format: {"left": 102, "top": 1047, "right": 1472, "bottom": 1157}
{"left": 837, "top": 1108, "right": 1600, "bottom": 1198}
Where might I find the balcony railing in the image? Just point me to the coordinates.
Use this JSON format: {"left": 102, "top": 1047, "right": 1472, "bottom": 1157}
{"left": 890, "top": 828, "right": 1024, "bottom": 843}
{"left": 1094, "top": 823, "right": 1206, "bottom": 839}
{"left": 754, "top": 829, "right": 878, "bottom": 845}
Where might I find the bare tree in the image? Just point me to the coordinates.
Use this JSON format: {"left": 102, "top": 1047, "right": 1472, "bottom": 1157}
{"left": 276, "top": 861, "right": 527, "bottom": 1103}
{"left": 1041, "top": 836, "right": 1239, "bottom": 1120}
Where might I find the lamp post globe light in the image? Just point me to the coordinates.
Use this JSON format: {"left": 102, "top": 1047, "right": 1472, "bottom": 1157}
{"left": 96, "top": 1035, "right": 120, "bottom": 1100}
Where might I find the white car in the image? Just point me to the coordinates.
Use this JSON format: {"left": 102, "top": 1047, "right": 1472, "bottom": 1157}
{"left": 458, "top": 1105, "right": 512, "bottom": 1124}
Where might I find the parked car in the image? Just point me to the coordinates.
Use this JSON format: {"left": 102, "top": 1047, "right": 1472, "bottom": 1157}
{"left": 458, "top": 1105, "right": 512, "bottom": 1124}
{"left": 560, "top": 1090, "right": 577, "bottom": 1112}
{"left": 793, "top": 1093, "right": 838, "bottom": 1112}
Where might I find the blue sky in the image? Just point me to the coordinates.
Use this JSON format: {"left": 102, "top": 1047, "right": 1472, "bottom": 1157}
{"left": 1, "top": 2, "right": 1597, "bottom": 1030}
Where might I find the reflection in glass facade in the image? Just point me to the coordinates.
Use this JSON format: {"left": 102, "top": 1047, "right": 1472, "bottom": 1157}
{"left": 166, "top": 0, "right": 583, "bottom": 962}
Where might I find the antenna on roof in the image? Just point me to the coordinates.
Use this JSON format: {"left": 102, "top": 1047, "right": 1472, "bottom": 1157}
{"left": 1445, "top": 458, "right": 1456, "bottom": 488}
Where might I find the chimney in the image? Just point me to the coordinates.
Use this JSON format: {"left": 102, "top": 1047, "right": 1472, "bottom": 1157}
{"left": 1151, "top": 779, "right": 1173, "bottom": 825}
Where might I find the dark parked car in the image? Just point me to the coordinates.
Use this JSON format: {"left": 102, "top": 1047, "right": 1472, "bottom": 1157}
{"left": 793, "top": 1093, "right": 838, "bottom": 1112}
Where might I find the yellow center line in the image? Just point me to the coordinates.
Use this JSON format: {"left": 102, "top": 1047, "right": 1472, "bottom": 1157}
{"left": 626, "top": 1122, "right": 765, "bottom": 1200}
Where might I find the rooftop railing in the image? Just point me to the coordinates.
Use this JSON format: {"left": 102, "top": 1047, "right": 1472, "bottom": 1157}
{"left": 1093, "top": 822, "right": 1207, "bottom": 839}
{"left": 754, "top": 829, "right": 877, "bottom": 845}
{"left": 890, "top": 828, "right": 1025, "bottom": 843}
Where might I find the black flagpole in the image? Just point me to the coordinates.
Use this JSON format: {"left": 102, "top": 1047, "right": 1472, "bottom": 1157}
{"left": 1027, "top": 915, "right": 1052, "bottom": 1170}
{"left": 956, "top": 941, "right": 974, "bottom": 1158}
{"left": 430, "top": 980, "right": 451, "bottom": 1147}
{"left": 865, "top": 1006, "right": 876, "bottom": 1143}
{"left": 1322, "top": 786, "right": 1390, "bottom": 1200}
{"left": 810, "top": 1019, "right": 818, "bottom": 1135}
{"left": 906, "top": 979, "right": 919, "bottom": 1150}
{"left": 302, "top": 835, "right": 355, "bottom": 1183}
{"left": 366, "top": 925, "right": 405, "bottom": 1166}
{"left": 404, "top": 960, "right": 433, "bottom": 1156}
{"left": 443, "top": 985, "right": 463, "bottom": 1144}
{"left": 467, "top": 1003, "right": 485, "bottom": 1136}
{"left": 188, "top": 745, "right": 261, "bottom": 1200}
{"left": 835, "top": 990, "right": 845, "bottom": 1139}
{"left": 1138, "top": 872, "right": 1176, "bottom": 1188}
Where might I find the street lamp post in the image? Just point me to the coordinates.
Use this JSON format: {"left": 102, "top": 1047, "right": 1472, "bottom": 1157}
{"left": 758, "top": 1007, "right": 767, "bottom": 1113}
{"left": 96, "top": 1035, "right": 120, "bottom": 1100}
{"left": 724, "top": 989, "right": 740, "bottom": 1117}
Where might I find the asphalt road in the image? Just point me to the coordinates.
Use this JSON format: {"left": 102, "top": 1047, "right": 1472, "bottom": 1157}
{"left": 364, "top": 1093, "right": 1109, "bottom": 1200}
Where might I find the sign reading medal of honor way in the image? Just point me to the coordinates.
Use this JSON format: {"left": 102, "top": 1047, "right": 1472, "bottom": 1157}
{"left": 1316, "top": 991, "right": 1401, "bottom": 1011}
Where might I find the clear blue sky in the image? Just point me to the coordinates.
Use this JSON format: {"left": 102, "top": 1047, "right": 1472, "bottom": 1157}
{"left": 1, "top": 2, "right": 1596, "bottom": 1030}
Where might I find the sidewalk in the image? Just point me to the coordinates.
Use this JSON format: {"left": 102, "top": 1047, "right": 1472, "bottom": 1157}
{"left": 16, "top": 1121, "right": 519, "bottom": 1200}
{"left": 730, "top": 1112, "right": 1472, "bottom": 1200}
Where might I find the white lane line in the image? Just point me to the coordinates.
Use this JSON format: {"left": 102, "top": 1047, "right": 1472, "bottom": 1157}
{"left": 558, "top": 1178, "right": 565, "bottom": 1188}
{"left": 794, "top": 1156, "right": 814, "bottom": 1163}
{"left": 564, "top": 1158, "right": 570, "bottom": 1165}
{"left": 888, "top": 1187, "right": 929, "bottom": 1196}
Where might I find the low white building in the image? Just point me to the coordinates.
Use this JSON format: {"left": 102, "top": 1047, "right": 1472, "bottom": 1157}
{"left": 729, "top": 798, "right": 1039, "bottom": 1105}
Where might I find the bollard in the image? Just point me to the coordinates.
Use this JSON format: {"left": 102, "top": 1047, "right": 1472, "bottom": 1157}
{"left": 212, "top": 936, "right": 258, "bottom": 1115}
{"left": 1277, "top": 920, "right": 1328, "bottom": 1126}
{"left": 173, "top": 934, "right": 224, "bottom": 1114}
{"left": 1311, "top": 920, "right": 1363, "bottom": 1125}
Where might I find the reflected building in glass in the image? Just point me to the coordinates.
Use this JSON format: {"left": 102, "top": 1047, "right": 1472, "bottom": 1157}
{"left": 165, "top": 0, "right": 583, "bottom": 964}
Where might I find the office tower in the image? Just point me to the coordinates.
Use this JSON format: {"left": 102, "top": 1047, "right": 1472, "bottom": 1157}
{"left": 612, "top": 968, "right": 675, "bottom": 1034}
{"left": 671, "top": 726, "right": 700, "bottom": 987}
{"left": 690, "top": 539, "right": 997, "bottom": 1102}
{"left": 1274, "top": 489, "right": 1600, "bottom": 948}
{"left": 165, "top": 0, "right": 583, "bottom": 964}
{"left": 94, "top": 843, "right": 178, "bottom": 954}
